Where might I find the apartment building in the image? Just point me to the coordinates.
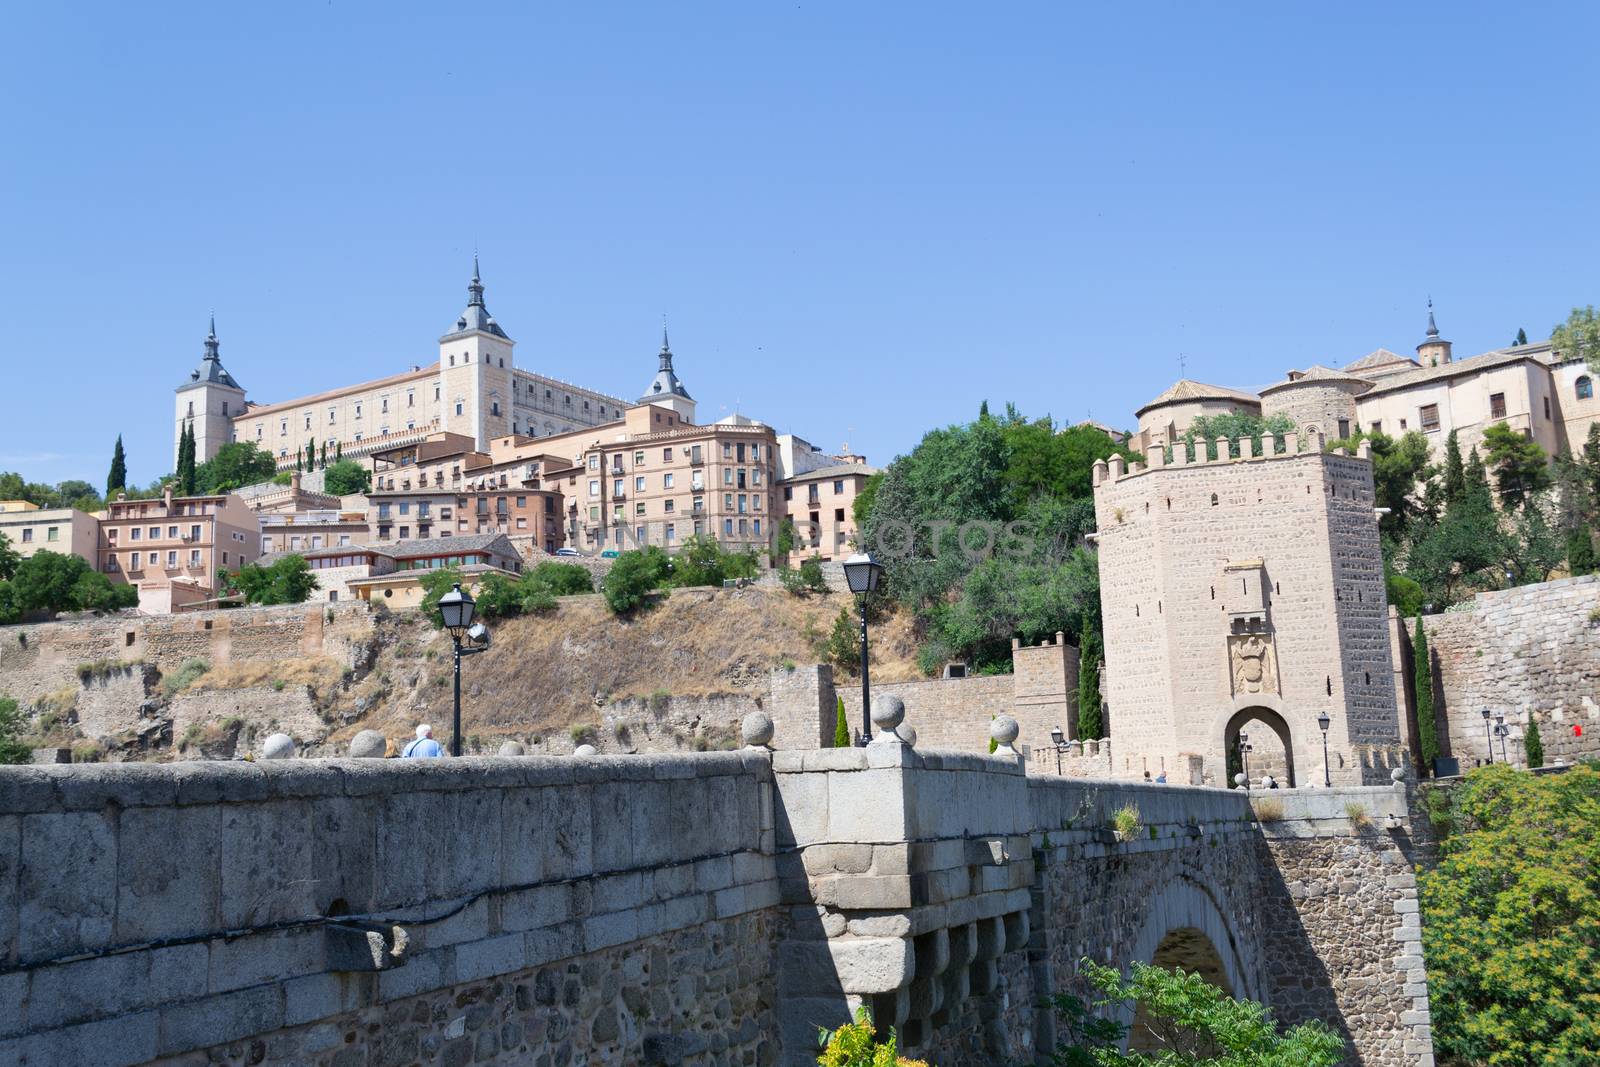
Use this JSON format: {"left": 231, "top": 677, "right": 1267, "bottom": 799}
{"left": 259, "top": 510, "right": 370, "bottom": 556}
{"left": 0, "top": 501, "right": 100, "bottom": 565}
{"left": 779, "top": 462, "right": 875, "bottom": 562}
{"left": 553, "top": 407, "right": 777, "bottom": 554}
{"left": 98, "top": 487, "right": 260, "bottom": 613}
{"left": 345, "top": 533, "right": 522, "bottom": 608}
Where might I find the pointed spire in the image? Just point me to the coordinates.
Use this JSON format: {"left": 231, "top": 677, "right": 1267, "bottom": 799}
{"left": 203, "top": 314, "right": 220, "bottom": 361}
{"left": 467, "top": 256, "right": 485, "bottom": 308}
{"left": 661, "top": 316, "right": 671, "bottom": 355}
{"left": 658, "top": 320, "right": 675, "bottom": 373}
{"left": 1426, "top": 297, "right": 1439, "bottom": 339}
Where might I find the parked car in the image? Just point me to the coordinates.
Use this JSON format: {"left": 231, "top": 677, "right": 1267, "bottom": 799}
{"left": 554, "top": 547, "right": 580, "bottom": 557}
{"left": 600, "top": 549, "right": 620, "bottom": 558}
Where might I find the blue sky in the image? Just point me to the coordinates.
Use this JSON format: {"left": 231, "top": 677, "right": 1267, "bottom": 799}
{"left": 2, "top": 3, "right": 1596, "bottom": 488}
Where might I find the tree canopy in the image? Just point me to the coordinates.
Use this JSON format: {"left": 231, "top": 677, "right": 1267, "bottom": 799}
{"left": 0, "top": 550, "right": 138, "bottom": 623}
{"left": 322, "top": 459, "right": 372, "bottom": 496}
{"left": 194, "top": 442, "right": 277, "bottom": 494}
{"left": 1552, "top": 305, "right": 1600, "bottom": 368}
{"left": 220, "top": 554, "right": 318, "bottom": 605}
{"left": 1421, "top": 764, "right": 1600, "bottom": 1064}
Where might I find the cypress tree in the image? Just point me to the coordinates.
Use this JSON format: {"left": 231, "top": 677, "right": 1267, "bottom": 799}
{"left": 106, "top": 435, "right": 127, "bottom": 499}
{"left": 1524, "top": 718, "right": 1544, "bottom": 769}
{"left": 1413, "top": 617, "right": 1438, "bottom": 774}
{"left": 1465, "top": 447, "right": 1492, "bottom": 508}
{"left": 319, "top": 441, "right": 327, "bottom": 469}
{"left": 978, "top": 400, "right": 990, "bottom": 420}
{"left": 1569, "top": 529, "right": 1597, "bottom": 575}
{"left": 335, "top": 441, "right": 343, "bottom": 461}
{"left": 832, "top": 696, "right": 850, "bottom": 748}
{"left": 1077, "top": 619, "right": 1104, "bottom": 739}
{"left": 1515, "top": 327, "right": 1528, "bottom": 346}
{"left": 1442, "top": 430, "right": 1466, "bottom": 506}
{"left": 177, "top": 423, "right": 197, "bottom": 496}
{"left": 295, "top": 447, "right": 303, "bottom": 473}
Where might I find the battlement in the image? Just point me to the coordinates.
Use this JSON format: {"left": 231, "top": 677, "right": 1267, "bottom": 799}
{"left": 1092, "top": 432, "right": 1372, "bottom": 488}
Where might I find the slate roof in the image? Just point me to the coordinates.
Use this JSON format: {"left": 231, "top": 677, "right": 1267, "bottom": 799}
{"left": 178, "top": 317, "right": 242, "bottom": 392}
{"left": 640, "top": 327, "right": 693, "bottom": 402}
{"left": 441, "top": 256, "right": 510, "bottom": 340}
{"left": 1258, "top": 364, "right": 1375, "bottom": 396}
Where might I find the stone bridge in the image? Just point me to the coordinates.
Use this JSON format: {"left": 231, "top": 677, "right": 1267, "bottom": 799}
{"left": 0, "top": 739, "right": 1432, "bottom": 1066}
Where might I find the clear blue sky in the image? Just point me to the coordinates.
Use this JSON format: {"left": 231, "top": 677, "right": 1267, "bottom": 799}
{"left": 3, "top": 3, "right": 1597, "bottom": 489}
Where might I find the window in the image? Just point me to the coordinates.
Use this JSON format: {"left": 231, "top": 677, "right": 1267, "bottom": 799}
{"left": 455, "top": 401, "right": 464, "bottom": 416}
{"left": 665, "top": 523, "right": 676, "bottom": 541}
{"left": 834, "top": 480, "right": 845, "bottom": 495}
{"left": 355, "top": 403, "right": 362, "bottom": 419}
{"left": 663, "top": 448, "right": 673, "bottom": 462}
{"left": 190, "top": 525, "right": 201, "bottom": 540}
{"left": 634, "top": 451, "right": 645, "bottom": 465}
{"left": 635, "top": 503, "right": 646, "bottom": 517}
{"left": 46, "top": 527, "right": 58, "bottom": 542}
{"left": 1419, "top": 405, "right": 1440, "bottom": 432}
{"left": 723, "top": 518, "right": 734, "bottom": 536}
{"left": 130, "top": 528, "right": 140, "bottom": 541}
{"left": 1578, "top": 376, "right": 1594, "bottom": 400}
{"left": 784, "top": 486, "right": 793, "bottom": 501}
{"left": 491, "top": 401, "right": 500, "bottom": 417}
{"left": 1544, "top": 395, "right": 1551, "bottom": 419}
{"left": 663, "top": 473, "right": 674, "bottom": 489}
{"left": 613, "top": 479, "right": 624, "bottom": 497}
{"left": 148, "top": 527, "right": 160, "bottom": 540}
{"left": 753, "top": 518, "right": 761, "bottom": 536}
{"left": 635, "top": 476, "right": 645, "bottom": 492}
{"left": 1336, "top": 419, "right": 1350, "bottom": 439}
{"left": 589, "top": 479, "right": 600, "bottom": 497}
{"left": 189, "top": 549, "right": 201, "bottom": 566}
{"left": 168, "top": 526, "right": 178, "bottom": 538}
{"left": 148, "top": 551, "right": 158, "bottom": 565}
{"left": 1399, "top": 418, "right": 1408, "bottom": 430}
{"left": 280, "top": 418, "right": 287, "bottom": 436}
{"left": 723, "top": 469, "right": 733, "bottom": 485}
{"left": 835, "top": 508, "right": 845, "bottom": 523}
{"left": 588, "top": 455, "right": 599, "bottom": 470}
{"left": 20, "top": 528, "right": 32, "bottom": 543}
{"left": 664, "top": 499, "right": 675, "bottom": 513}
{"left": 1489, "top": 393, "right": 1507, "bottom": 419}
{"left": 1369, "top": 421, "right": 1382, "bottom": 434}
{"left": 166, "top": 551, "right": 177, "bottom": 567}
{"left": 329, "top": 408, "right": 336, "bottom": 424}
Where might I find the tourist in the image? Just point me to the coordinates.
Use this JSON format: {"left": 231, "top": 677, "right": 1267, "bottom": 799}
{"left": 403, "top": 724, "right": 444, "bottom": 758}
{"left": 1155, "top": 771, "right": 1167, "bottom": 783}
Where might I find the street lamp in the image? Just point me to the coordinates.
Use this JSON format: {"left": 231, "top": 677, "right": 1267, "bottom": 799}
{"left": 1239, "top": 732, "right": 1252, "bottom": 785}
{"left": 1494, "top": 712, "right": 1510, "bottom": 764}
{"left": 1317, "top": 710, "right": 1332, "bottom": 787}
{"left": 437, "top": 583, "right": 491, "bottom": 757}
{"left": 841, "top": 553, "right": 884, "bottom": 746}
{"left": 1049, "top": 726, "right": 1072, "bottom": 776}
{"left": 1481, "top": 707, "right": 1494, "bottom": 764}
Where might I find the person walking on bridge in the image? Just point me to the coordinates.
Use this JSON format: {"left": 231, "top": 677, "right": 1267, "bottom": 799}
{"left": 403, "top": 724, "right": 444, "bottom": 758}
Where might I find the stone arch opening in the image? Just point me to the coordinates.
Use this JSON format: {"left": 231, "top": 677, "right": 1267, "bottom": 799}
{"left": 1128, "top": 926, "right": 1235, "bottom": 1054}
{"left": 1225, "top": 706, "right": 1295, "bottom": 788}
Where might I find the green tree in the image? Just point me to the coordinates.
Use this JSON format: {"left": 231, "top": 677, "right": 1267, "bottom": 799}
{"left": 602, "top": 547, "right": 670, "bottom": 614}
{"left": 1077, "top": 618, "right": 1103, "bottom": 739}
{"left": 295, "top": 446, "right": 303, "bottom": 473}
{"left": 1179, "top": 410, "right": 1295, "bottom": 461}
{"left": 335, "top": 441, "right": 343, "bottom": 461}
{"left": 0, "top": 531, "right": 18, "bottom": 582}
{"left": 1441, "top": 429, "right": 1466, "bottom": 506}
{"left": 322, "top": 459, "right": 372, "bottom": 496}
{"left": 1482, "top": 422, "right": 1552, "bottom": 511}
{"left": 177, "top": 422, "right": 197, "bottom": 495}
{"left": 0, "top": 697, "right": 31, "bottom": 765}
{"left": 1552, "top": 304, "right": 1600, "bottom": 369}
{"left": 774, "top": 516, "right": 797, "bottom": 559}
{"left": 194, "top": 442, "right": 277, "bottom": 494}
{"left": 1001, "top": 416, "right": 1136, "bottom": 504}
{"left": 1514, "top": 327, "right": 1528, "bottom": 347}
{"left": 1421, "top": 764, "right": 1600, "bottom": 1063}
{"left": 1569, "top": 530, "right": 1597, "bottom": 575}
{"left": 6, "top": 551, "right": 136, "bottom": 618}
{"left": 223, "top": 554, "right": 318, "bottom": 605}
{"left": 1046, "top": 959, "right": 1345, "bottom": 1066}
{"left": 106, "top": 435, "right": 127, "bottom": 499}
{"left": 1524, "top": 719, "right": 1545, "bottom": 769}
{"left": 833, "top": 695, "right": 850, "bottom": 748}
{"left": 851, "top": 471, "right": 883, "bottom": 531}
{"left": 825, "top": 607, "right": 860, "bottom": 676}
{"left": 1413, "top": 618, "right": 1437, "bottom": 774}
{"left": 417, "top": 567, "right": 465, "bottom": 624}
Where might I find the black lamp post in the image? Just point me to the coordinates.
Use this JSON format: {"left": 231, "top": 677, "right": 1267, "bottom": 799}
{"left": 437, "top": 583, "right": 490, "bottom": 757}
{"left": 1317, "top": 710, "right": 1332, "bottom": 787}
{"left": 842, "top": 553, "right": 884, "bottom": 746}
{"left": 1495, "top": 713, "right": 1509, "bottom": 763}
{"left": 1481, "top": 707, "right": 1494, "bottom": 764}
{"left": 1050, "top": 726, "right": 1072, "bottom": 776}
{"left": 1239, "top": 732, "right": 1252, "bottom": 785}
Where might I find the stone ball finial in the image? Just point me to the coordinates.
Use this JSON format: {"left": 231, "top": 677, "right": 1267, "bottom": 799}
{"left": 573, "top": 744, "right": 598, "bottom": 757}
{"left": 741, "top": 711, "right": 775, "bottom": 749}
{"left": 1390, "top": 766, "right": 1406, "bottom": 784}
{"left": 990, "top": 714, "right": 1020, "bottom": 749}
{"left": 498, "top": 740, "right": 527, "bottom": 757}
{"left": 1234, "top": 772, "right": 1248, "bottom": 787}
{"left": 260, "top": 733, "right": 296, "bottom": 760}
{"left": 870, "top": 695, "right": 905, "bottom": 733}
{"left": 348, "top": 730, "right": 387, "bottom": 758}
{"left": 895, "top": 723, "right": 917, "bottom": 747}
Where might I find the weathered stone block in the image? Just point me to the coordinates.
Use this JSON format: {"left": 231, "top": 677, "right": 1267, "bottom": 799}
{"left": 18, "top": 809, "right": 116, "bottom": 962}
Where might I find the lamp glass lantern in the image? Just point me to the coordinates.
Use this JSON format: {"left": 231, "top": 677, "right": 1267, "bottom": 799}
{"left": 1317, "top": 711, "right": 1331, "bottom": 734}
{"left": 438, "top": 583, "right": 475, "bottom": 637}
{"left": 842, "top": 553, "right": 884, "bottom": 595}
{"left": 1050, "top": 727, "right": 1066, "bottom": 747}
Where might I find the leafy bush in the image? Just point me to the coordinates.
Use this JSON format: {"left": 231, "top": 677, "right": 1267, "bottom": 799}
{"left": 1252, "top": 798, "right": 1284, "bottom": 822}
{"left": 222, "top": 554, "right": 318, "bottom": 605}
{"left": 825, "top": 608, "right": 860, "bottom": 676}
{"left": 603, "top": 547, "right": 671, "bottom": 614}
{"left": 1111, "top": 804, "right": 1141, "bottom": 840}
{"left": 1422, "top": 764, "right": 1600, "bottom": 1062}
{"left": 321, "top": 459, "right": 371, "bottom": 496}
{"left": 1046, "top": 958, "right": 1344, "bottom": 1065}
{"left": 0, "top": 697, "right": 30, "bottom": 764}
{"left": 1525, "top": 718, "right": 1545, "bottom": 769}
{"left": 0, "top": 550, "right": 138, "bottom": 621}
{"left": 161, "top": 658, "right": 210, "bottom": 697}
{"left": 1343, "top": 801, "right": 1370, "bottom": 827}
{"left": 418, "top": 567, "right": 466, "bottom": 625}
{"left": 815, "top": 1006, "right": 927, "bottom": 1067}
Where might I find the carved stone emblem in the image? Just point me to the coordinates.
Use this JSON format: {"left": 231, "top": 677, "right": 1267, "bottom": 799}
{"left": 1229, "top": 633, "right": 1279, "bottom": 696}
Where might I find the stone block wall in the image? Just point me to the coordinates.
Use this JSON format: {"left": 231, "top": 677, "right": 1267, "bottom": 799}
{"left": 0, "top": 754, "right": 780, "bottom": 1067}
{"left": 837, "top": 675, "right": 1016, "bottom": 752}
{"left": 1417, "top": 575, "right": 1600, "bottom": 768}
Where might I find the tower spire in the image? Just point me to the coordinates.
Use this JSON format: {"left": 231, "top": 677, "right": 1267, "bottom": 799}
{"left": 203, "top": 315, "right": 220, "bottom": 361}
{"left": 1426, "top": 297, "right": 1439, "bottom": 339}
{"left": 468, "top": 256, "right": 485, "bottom": 308}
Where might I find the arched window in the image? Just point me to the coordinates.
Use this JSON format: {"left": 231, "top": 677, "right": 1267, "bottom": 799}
{"left": 1577, "top": 376, "right": 1593, "bottom": 400}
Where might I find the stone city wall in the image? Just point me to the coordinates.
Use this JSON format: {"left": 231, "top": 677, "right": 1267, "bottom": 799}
{"left": 837, "top": 675, "right": 1015, "bottom": 751}
{"left": 0, "top": 601, "right": 378, "bottom": 711}
{"left": 1415, "top": 575, "right": 1600, "bottom": 769}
